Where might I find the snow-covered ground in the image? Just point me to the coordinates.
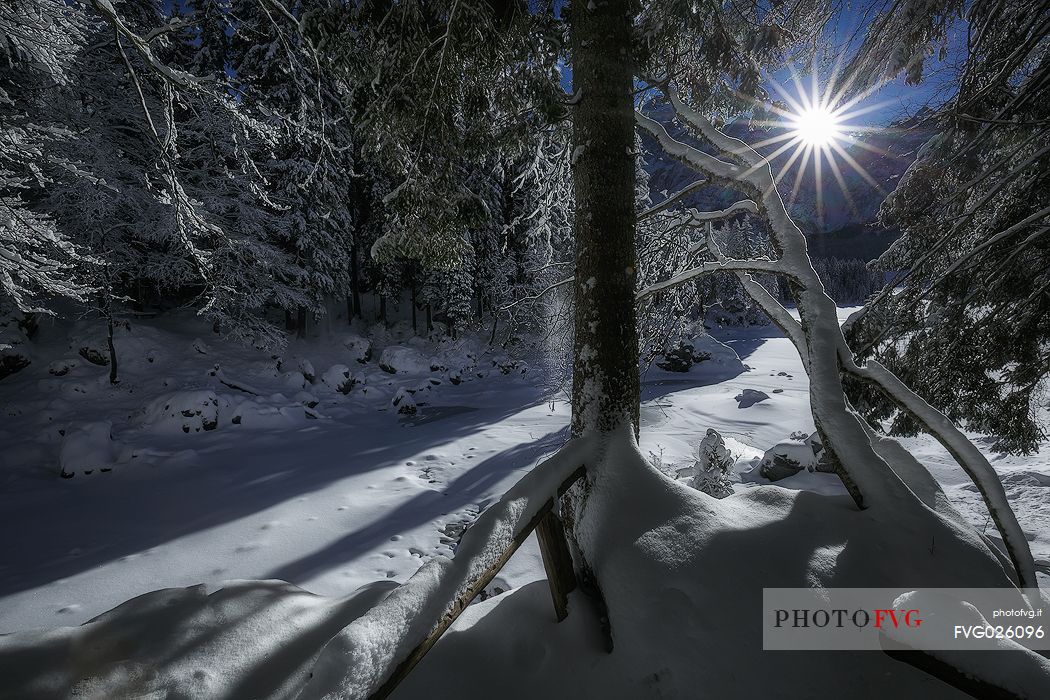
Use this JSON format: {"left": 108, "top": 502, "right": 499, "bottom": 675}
{"left": 1, "top": 306, "right": 1047, "bottom": 642}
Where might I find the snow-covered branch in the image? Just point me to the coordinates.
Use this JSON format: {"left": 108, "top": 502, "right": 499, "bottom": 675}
{"left": 89, "top": 0, "right": 200, "bottom": 89}
{"left": 840, "top": 357, "right": 1039, "bottom": 589}
{"left": 935, "top": 204, "right": 1050, "bottom": 281}
{"left": 634, "top": 112, "right": 747, "bottom": 186}
{"left": 687, "top": 200, "right": 758, "bottom": 221}
{"left": 664, "top": 91, "right": 764, "bottom": 169}
{"left": 703, "top": 223, "right": 808, "bottom": 357}
{"left": 637, "top": 179, "right": 709, "bottom": 221}
{"left": 635, "top": 259, "right": 789, "bottom": 302}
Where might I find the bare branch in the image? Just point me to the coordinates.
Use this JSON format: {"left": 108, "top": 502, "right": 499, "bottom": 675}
{"left": 499, "top": 276, "right": 573, "bottom": 312}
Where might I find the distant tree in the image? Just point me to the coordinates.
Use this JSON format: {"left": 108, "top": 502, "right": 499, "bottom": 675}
{"left": 811, "top": 257, "right": 881, "bottom": 304}
{"left": 0, "top": 1, "right": 95, "bottom": 312}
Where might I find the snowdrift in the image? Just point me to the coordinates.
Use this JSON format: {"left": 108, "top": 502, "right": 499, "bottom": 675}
{"left": 3, "top": 428, "right": 1044, "bottom": 699}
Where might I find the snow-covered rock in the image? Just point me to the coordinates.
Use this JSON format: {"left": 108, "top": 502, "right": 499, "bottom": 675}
{"left": 392, "top": 387, "right": 417, "bottom": 415}
{"left": 379, "top": 346, "right": 430, "bottom": 375}
{"left": 655, "top": 341, "right": 700, "bottom": 372}
{"left": 77, "top": 345, "right": 108, "bottom": 366}
{"left": 321, "top": 364, "right": 357, "bottom": 394}
{"left": 655, "top": 334, "right": 745, "bottom": 375}
{"left": 47, "top": 358, "right": 79, "bottom": 376}
{"left": 231, "top": 400, "right": 310, "bottom": 429}
{"left": 757, "top": 433, "right": 824, "bottom": 481}
{"left": 59, "top": 421, "right": 116, "bottom": 477}
{"left": 342, "top": 334, "right": 372, "bottom": 364}
{"left": 297, "top": 358, "right": 316, "bottom": 383}
{"left": 0, "top": 328, "right": 31, "bottom": 379}
{"left": 141, "top": 391, "right": 222, "bottom": 434}
{"left": 281, "top": 371, "right": 309, "bottom": 391}
{"left": 734, "top": 388, "right": 769, "bottom": 408}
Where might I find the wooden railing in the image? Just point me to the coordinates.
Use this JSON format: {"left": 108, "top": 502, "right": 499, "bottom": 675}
{"left": 369, "top": 465, "right": 586, "bottom": 699}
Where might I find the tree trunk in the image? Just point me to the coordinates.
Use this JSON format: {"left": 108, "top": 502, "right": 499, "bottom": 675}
{"left": 411, "top": 285, "right": 418, "bottom": 334}
{"left": 426, "top": 304, "right": 433, "bottom": 333}
{"left": 568, "top": 0, "right": 639, "bottom": 439}
{"left": 562, "top": 0, "right": 638, "bottom": 652}
{"left": 107, "top": 317, "right": 117, "bottom": 384}
{"left": 379, "top": 296, "right": 387, "bottom": 325}
{"left": 297, "top": 307, "right": 307, "bottom": 339}
{"left": 349, "top": 243, "right": 362, "bottom": 321}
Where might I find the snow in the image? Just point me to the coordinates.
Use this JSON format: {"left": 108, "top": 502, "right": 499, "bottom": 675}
{"left": 413, "top": 424, "right": 1018, "bottom": 699}
{"left": 59, "top": 421, "right": 116, "bottom": 477}
{"left": 882, "top": 590, "right": 1050, "bottom": 697}
{"left": 0, "top": 578, "right": 398, "bottom": 700}
{"left": 378, "top": 345, "right": 432, "bottom": 375}
{"left": 0, "top": 308, "right": 1047, "bottom": 697}
{"left": 320, "top": 364, "right": 357, "bottom": 394}
{"left": 140, "top": 390, "right": 223, "bottom": 434}
{"left": 757, "top": 438, "right": 818, "bottom": 481}
{"left": 0, "top": 313, "right": 568, "bottom": 634}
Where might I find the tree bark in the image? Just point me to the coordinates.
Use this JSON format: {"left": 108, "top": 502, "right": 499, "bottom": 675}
{"left": 107, "top": 317, "right": 118, "bottom": 384}
{"left": 349, "top": 242, "right": 362, "bottom": 321}
{"left": 568, "top": 0, "right": 639, "bottom": 439}
{"left": 411, "top": 285, "right": 418, "bottom": 334}
{"left": 562, "top": 0, "right": 638, "bottom": 652}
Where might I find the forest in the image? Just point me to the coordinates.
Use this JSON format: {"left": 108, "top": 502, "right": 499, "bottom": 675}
{"left": 1, "top": 0, "right": 1049, "bottom": 698}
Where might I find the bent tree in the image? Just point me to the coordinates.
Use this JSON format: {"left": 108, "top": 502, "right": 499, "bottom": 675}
{"left": 634, "top": 87, "right": 1036, "bottom": 589}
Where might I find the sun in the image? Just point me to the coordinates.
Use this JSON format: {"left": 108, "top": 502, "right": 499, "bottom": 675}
{"left": 789, "top": 105, "right": 842, "bottom": 147}
{"left": 732, "top": 60, "right": 896, "bottom": 224}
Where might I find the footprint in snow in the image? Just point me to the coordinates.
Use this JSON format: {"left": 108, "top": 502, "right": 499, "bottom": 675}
{"left": 439, "top": 504, "right": 483, "bottom": 552}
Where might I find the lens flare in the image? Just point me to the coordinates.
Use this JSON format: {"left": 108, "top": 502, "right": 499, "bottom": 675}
{"left": 789, "top": 106, "right": 843, "bottom": 147}
{"left": 729, "top": 58, "right": 899, "bottom": 224}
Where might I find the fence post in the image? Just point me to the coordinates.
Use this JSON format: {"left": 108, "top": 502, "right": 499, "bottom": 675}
{"left": 536, "top": 509, "right": 577, "bottom": 621}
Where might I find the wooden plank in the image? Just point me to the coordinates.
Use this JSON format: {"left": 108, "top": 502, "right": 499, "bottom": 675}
{"left": 535, "top": 509, "right": 577, "bottom": 621}
{"left": 368, "top": 466, "right": 586, "bottom": 700}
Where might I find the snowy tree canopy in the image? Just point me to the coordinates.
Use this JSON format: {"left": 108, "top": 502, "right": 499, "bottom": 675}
{"left": 845, "top": 0, "right": 1050, "bottom": 453}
